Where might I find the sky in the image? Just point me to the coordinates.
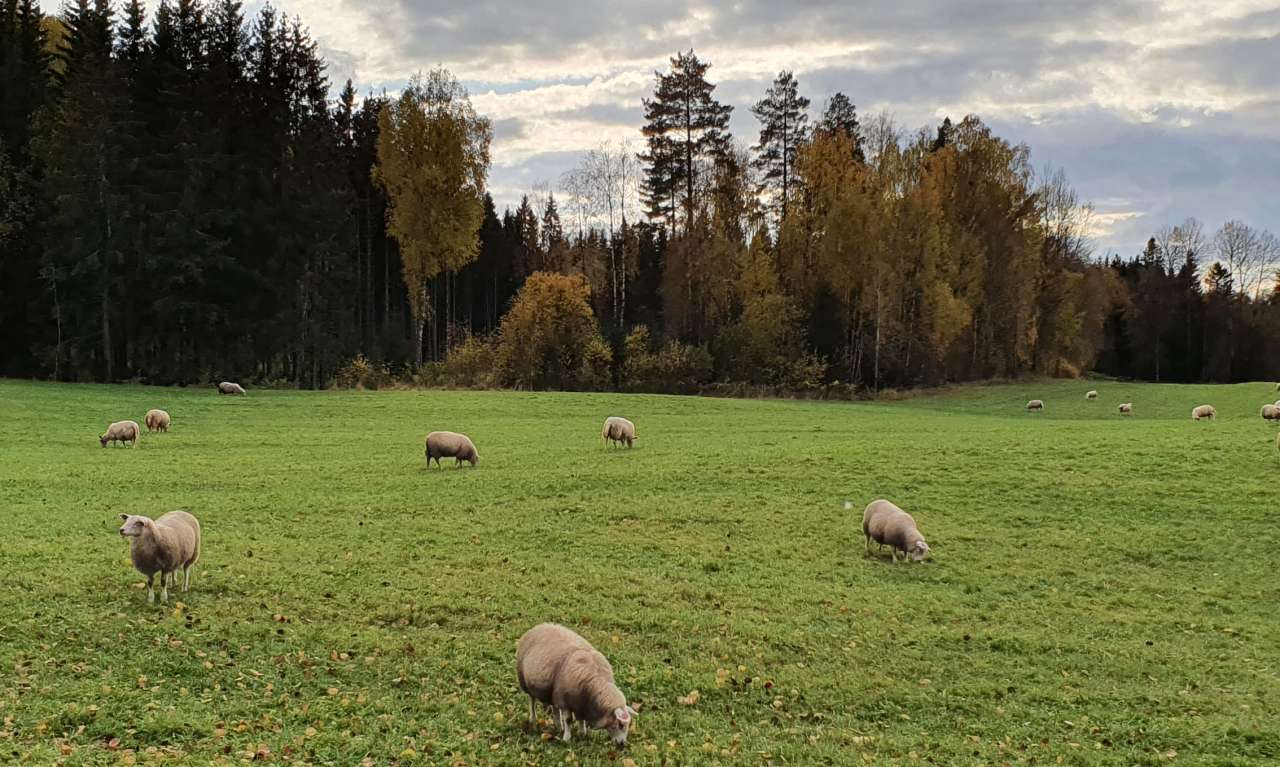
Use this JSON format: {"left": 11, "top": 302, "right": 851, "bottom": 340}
{"left": 41, "top": 0, "right": 1280, "bottom": 257}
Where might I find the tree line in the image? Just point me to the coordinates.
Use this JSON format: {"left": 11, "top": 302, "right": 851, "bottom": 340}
{"left": 2, "top": 1, "right": 1278, "bottom": 390}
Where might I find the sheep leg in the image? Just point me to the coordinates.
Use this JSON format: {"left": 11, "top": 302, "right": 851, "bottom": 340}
{"left": 558, "top": 708, "right": 572, "bottom": 742}
{"left": 160, "top": 572, "right": 169, "bottom": 603}
{"left": 182, "top": 565, "right": 191, "bottom": 592}
{"left": 146, "top": 573, "right": 156, "bottom": 604}
{"left": 579, "top": 719, "right": 588, "bottom": 735}
{"left": 527, "top": 696, "right": 536, "bottom": 726}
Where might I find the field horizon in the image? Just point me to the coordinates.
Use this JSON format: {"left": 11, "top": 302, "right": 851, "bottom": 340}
{"left": 1, "top": 378, "right": 1277, "bottom": 766}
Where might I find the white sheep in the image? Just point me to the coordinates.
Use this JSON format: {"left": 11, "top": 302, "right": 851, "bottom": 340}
{"left": 1191, "top": 405, "right": 1216, "bottom": 421}
{"left": 118, "top": 511, "right": 201, "bottom": 604}
{"left": 1026, "top": 399, "right": 1044, "bottom": 412}
{"left": 1086, "top": 390, "right": 1098, "bottom": 400}
{"left": 217, "top": 381, "right": 246, "bottom": 395}
{"left": 861, "top": 499, "right": 930, "bottom": 563}
{"left": 145, "top": 409, "right": 171, "bottom": 432}
{"left": 100, "top": 420, "right": 140, "bottom": 447}
{"left": 516, "top": 623, "right": 635, "bottom": 745}
{"left": 1262, "top": 404, "right": 1280, "bottom": 422}
{"left": 425, "top": 431, "right": 479, "bottom": 467}
{"left": 601, "top": 416, "right": 637, "bottom": 448}
{"left": 1118, "top": 403, "right": 1133, "bottom": 416}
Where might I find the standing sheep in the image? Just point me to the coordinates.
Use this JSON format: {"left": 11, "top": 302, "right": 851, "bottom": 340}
{"left": 1191, "top": 405, "right": 1216, "bottom": 421}
{"left": 100, "top": 420, "right": 141, "bottom": 447}
{"left": 861, "top": 499, "right": 930, "bottom": 563}
{"left": 425, "top": 431, "right": 479, "bottom": 467}
{"left": 1086, "top": 390, "right": 1098, "bottom": 400}
{"left": 1262, "top": 404, "right": 1280, "bottom": 423}
{"left": 516, "top": 623, "right": 635, "bottom": 745}
{"left": 1026, "top": 399, "right": 1044, "bottom": 413}
{"left": 601, "top": 416, "right": 637, "bottom": 448}
{"left": 1118, "top": 403, "right": 1133, "bottom": 416}
{"left": 145, "top": 409, "right": 171, "bottom": 433}
{"left": 217, "top": 381, "right": 246, "bottom": 395}
{"left": 118, "top": 511, "right": 201, "bottom": 604}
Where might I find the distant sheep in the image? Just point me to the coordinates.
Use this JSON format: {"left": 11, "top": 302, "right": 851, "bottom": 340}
{"left": 217, "top": 381, "right": 246, "bottom": 395}
{"left": 1263, "top": 404, "right": 1280, "bottom": 422}
{"left": 601, "top": 416, "right": 637, "bottom": 448}
{"left": 1086, "top": 390, "right": 1098, "bottom": 400}
{"left": 100, "top": 420, "right": 140, "bottom": 447}
{"left": 118, "top": 511, "right": 201, "bottom": 604}
{"left": 145, "top": 409, "right": 170, "bottom": 433}
{"left": 425, "top": 431, "right": 479, "bottom": 467}
{"left": 1191, "top": 405, "right": 1216, "bottom": 421}
{"left": 516, "top": 623, "right": 635, "bottom": 745}
{"left": 1026, "top": 399, "right": 1044, "bottom": 412}
{"left": 862, "top": 499, "right": 930, "bottom": 563}
{"left": 1118, "top": 403, "right": 1133, "bottom": 416}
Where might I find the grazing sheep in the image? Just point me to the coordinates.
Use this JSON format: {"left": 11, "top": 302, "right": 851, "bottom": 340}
{"left": 601, "top": 416, "right": 637, "bottom": 448}
{"left": 100, "top": 420, "right": 140, "bottom": 447}
{"left": 516, "top": 623, "right": 635, "bottom": 745}
{"left": 1263, "top": 404, "right": 1280, "bottom": 422}
{"left": 425, "top": 431, "right": 479, "bottom": 467}
{"left": 216, "top": 381, "right": 246, "bottom": 395}
{"left": 1026, "top": 399, "right": 1044, "bottom": 412}
{"left": 1086, "top": 390, "right": 1098, "bottom": 400}
{"left": 1191, "top": 405, "right": 1216, "bottom": 421}
{"left": 144, "top": 409, "right": 170, "bottom": 433}
{"left": 118, "top": 511, "right": 201, "bottom": 604}
{"left": 1118, "top": 403, "right": 1133, "bottom": 416}
{"left": 861, "top": 499, "right": 930, "bottom": 563}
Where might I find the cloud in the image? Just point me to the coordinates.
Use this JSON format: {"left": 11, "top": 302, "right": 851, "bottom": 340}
{"left": 36, "top": 0, "right": 1280, "bottom": 253}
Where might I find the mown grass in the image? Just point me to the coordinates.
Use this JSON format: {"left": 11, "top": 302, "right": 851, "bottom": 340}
{"left": 0, "top": 378, "right": 1277, "bottom": 766}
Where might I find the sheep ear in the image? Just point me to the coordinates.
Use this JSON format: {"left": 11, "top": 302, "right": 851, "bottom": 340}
{"left": 119, "top": 514, "right": 129, "bottom": 521}
{"left": 614, "top": 706, "right": 631, "bottom": 723}
{"left": 626, "top": 705, "right": 637, "bottom": 717}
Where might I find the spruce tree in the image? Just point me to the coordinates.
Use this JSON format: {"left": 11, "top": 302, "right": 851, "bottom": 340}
{"left": 816, "top": 92, "right": 864, "bottom": 164}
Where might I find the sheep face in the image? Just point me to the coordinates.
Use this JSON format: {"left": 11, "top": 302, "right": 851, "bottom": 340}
{"left": 99, "top": 434, "right": 109, "bottom": 447}
{"left": 602, "top": 706, "right": 635, "bottom": 745}
{"left": 118, "top": 514, "right": 150, "bottom": 537}
{"left": 909, "top": 540, "right": 930, "bottom": 562}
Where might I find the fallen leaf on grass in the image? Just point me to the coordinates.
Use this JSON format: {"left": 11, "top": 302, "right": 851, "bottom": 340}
{"left": 678, "top": 690, "right": 700, "bottom": 705}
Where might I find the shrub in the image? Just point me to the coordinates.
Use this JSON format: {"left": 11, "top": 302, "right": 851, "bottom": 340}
{"left": 494, "top": 272, "right": 613, "bottom": 390}
{"left": 622, "top": 325, "right": 713, "bottom": 393}
{"left": 334, "top": 355, "right": 392, "bottom": 390}
{"left": 444, "top": 335, "right": 498, "bottom": 388}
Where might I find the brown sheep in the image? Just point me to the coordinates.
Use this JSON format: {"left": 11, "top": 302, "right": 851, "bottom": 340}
{"left": 100, "top": 420, "right": 140, "bottom": 447}
{"left": 425, "top": 431, "right": 479, "bottom": 467}
{"left": 516, "top": 623, "right": 635, "bottom": 745}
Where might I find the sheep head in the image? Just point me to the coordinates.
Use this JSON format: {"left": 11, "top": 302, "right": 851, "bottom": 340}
{"left": 602, "top": 705, "right": 636, "bottom": 745}
{"left": 909, "top": 539, "right": 930, "bottom": 562}
{"left": 118, "top": 514, "right": 152, "bottom": 537}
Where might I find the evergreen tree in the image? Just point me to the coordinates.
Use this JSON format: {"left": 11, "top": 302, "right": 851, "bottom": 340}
{"left": 816, "top": 92, "right": 864, "bottom": 164}
{"left": 751, "top": 70, "right": 809, "bottom": 223}
{"left": 639, "top": 50, "right": 732, "bottom": 234}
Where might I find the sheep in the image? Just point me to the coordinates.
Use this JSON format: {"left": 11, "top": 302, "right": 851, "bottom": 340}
{"left": 144, "top": 409, "right": 170, "bottom": 433}
{"left": 516, "top": 623, "right": 635, "bottom": 745}
{"left": 601, "top": 416, "right": 637, "bottom": 448}
{"left": 861, "top": 499, "right": 930, "bottom": 563}
{"left": 100, "top": 420, "right": 140, "bottom": 447}
{"left": 1263, "top": 404, "right": 1280, "bottom": 422}
{"left": 118, "top": 511, "right": 201, "bottom": 604}
{"left": 1026, "top": 399, "right": 1044, "bottom": 412}
{"left": 1191, "top": 405, "right": 1216, "bottom": 421}
{"left": 217, "top": 381, "right": 246, "bottom": 395}
{"left": 1118, "top": 403, "right": 1133, "bottom": 416}
{"left": 425, "top": 431, "right": 479, "bottom": 468}
{"left": 1086, "top": 390, "right": 1098, "bottom": 400}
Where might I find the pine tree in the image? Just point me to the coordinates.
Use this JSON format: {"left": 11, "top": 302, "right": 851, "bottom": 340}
{"left": 816, "top": 92, "right": 864, "bottom": 164}
{"left": 930, "top": 116, "right": 954, "bottom": 152}
{"left": 639, "top": 50, "right": 732, "bottom": 234}
{"left": 751, "top": 70, "right": 809, "bottom": 224}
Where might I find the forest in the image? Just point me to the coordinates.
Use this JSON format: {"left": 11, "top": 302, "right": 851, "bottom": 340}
{"left": 2, "top": 0, "right": 1278, "bottom": 391}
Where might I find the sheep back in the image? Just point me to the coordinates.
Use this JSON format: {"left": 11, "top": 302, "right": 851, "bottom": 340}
{"left": 217, "top": 381, "right": 246, "bottom": 395}
{"left": 145, "top": 409, "right": 171, "bottom": 432}
{"left": 516, "top": 623, "right": 624, "bottom": 727}
{"left": 1192, "top": 405, "right": 1216, "bottom": 421}
{"left": 1026, "top": 399, "right": 1044, "bottom": 411}
{"left": 102, "top": 420, "right": 141, "bottom": 446}
{"left": 602, "top": 417, "right": 636, "bottom": 447}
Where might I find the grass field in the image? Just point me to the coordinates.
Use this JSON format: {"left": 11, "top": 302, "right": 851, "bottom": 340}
{"left": 1, "top": 378, "right": 1278, "bottom": 766}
